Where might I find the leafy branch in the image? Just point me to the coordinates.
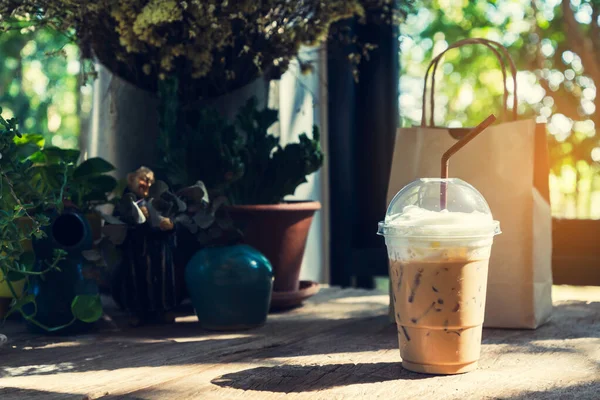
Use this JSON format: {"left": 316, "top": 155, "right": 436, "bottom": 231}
{"left": 0, "top": 109, "right": 105, "bottom": 332}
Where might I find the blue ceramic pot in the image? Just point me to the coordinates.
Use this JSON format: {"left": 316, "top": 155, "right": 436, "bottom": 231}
{"left": 26, "top": 210, "right": 97, "bottom": 334}
{"left": 185, "top": 245, "right": 273, "bottom": 330}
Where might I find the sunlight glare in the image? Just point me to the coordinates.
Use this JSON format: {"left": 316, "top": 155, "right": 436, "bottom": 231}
{"left": 67, "top": 60, "right": 80, "bottom": 75}
{"left": 582, "top": 87, "right": 596, "bottom": 100}
{"left": 565, "top": 69, "right": 576, "bottom": 80}
{"left": 574, "top": 120, "right": 595, "bottom": 135}
{"left": 574, "top": 3, "right": 592, "bottom": 24}
{"left": 549, "top": 113, "right": 573, "bottom": 140}
{"left": 47, "top": 107, "right": 61, "bottom": 132}
{"left": 591, "top": 147, "right": 600, "bottom": 162}
{"left": 562, "top": 50, "right": 574, "bottom": 64}
{"left": 456, "top": 83, "right": 473, "bottom": 110}
{"left": 541, "top": 40, "right": 555, "bottom": 57}
{"left": 581, "top": 100, "right": 596, "bottom": 115}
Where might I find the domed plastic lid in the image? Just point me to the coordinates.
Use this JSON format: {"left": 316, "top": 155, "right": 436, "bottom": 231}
{"left": 377, "top": 178, "right": 500, "bottom": 238}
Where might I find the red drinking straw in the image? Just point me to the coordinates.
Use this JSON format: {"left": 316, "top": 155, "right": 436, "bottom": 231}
{"left": 440, "top": 114, "right": 497, "bottom": 209}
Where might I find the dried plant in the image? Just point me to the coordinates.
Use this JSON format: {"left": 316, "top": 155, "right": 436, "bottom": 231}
{"left": 0, "top": 1, "right": 413, "bottom": 100}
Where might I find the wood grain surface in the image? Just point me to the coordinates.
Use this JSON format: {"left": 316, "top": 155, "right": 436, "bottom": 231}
{"left": 0, "top": 286, "right": 599, "bottom": 399}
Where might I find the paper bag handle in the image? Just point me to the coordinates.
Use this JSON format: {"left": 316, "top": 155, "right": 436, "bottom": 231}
{"left": 430, "top": 39, "right": 517, "bottom": 125}
{"left": 421, "top": 38, "right": 518, "bottom": 127}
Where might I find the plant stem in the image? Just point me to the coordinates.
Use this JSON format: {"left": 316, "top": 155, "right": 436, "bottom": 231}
{"left": 22, "top": 314, "right": 77, "bottom": 332}
{"left": 0, "top": 170, "right": 41, "bottom": 233}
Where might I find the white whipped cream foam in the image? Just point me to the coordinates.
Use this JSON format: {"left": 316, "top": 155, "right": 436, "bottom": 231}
{"left": 379, "top": 206, "right": 500, "bottom": 238}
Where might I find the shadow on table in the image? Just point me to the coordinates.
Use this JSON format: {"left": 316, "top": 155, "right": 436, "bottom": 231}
{"left": 2, "top": 301, "right": 597, "bottom": 379}
{"left": 505, "top": 381, "right": 600, "bottom": 400}
{"left": 211, "top": 362, "right": 431, "bottom": 392}
{"left": 0, "top": 314, "right": 396, "bottom": 378}
{"left": 482, "top": 301, "right": 600, "bottom": 349}
{"left": 0, "top": 387, "right": 84, "bottom": 400}
{"left": 481, "top": 301, "right": 600, "bottom": 377}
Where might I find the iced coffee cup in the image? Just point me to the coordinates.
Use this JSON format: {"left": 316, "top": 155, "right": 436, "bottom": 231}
{"left": 378, "top": 178, "right": 500, "bottom": 375}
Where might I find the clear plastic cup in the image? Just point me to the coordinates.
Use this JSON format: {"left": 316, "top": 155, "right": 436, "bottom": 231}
{"left": 378, "top": 178, "right": 500, "bottom": 375}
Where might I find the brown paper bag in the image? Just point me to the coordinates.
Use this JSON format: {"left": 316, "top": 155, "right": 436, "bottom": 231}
{"left": 388, "top": 38, "right": 553, "bottom": 329}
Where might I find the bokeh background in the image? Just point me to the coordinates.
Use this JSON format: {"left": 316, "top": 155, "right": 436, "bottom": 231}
{"left": 400, "top": 0, "right": 600, "bottom": 218}
{"left": 0, "top": 25, "right": 91, "bottom": 150}
{"left": 1, "top": 0, "right": 598, "bottom": 218}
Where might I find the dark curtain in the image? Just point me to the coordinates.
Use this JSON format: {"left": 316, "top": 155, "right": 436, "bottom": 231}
{"left": 327, "top": 13, "right": 400, "bottom": 288}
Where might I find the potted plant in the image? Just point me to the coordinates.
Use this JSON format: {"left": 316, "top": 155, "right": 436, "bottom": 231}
{"left": 1, "top": 124, "right": 119, "bottom": 238}
{"left": 160, "top": 97, "right": 323, "bottom": 296}
{"left": 27, "top": 146, "right": 119, "bottom": 240}
{"left": 0, "top": 111, "right": 54, "bottom": 318}
{"left": 1, "top": 129, "right": 119, "bottom": 301}
{"left": 0, "top": 111, "right": 103, "bottom": 334}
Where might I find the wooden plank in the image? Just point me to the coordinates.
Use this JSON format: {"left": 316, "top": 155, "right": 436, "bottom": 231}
{"left": 552, "top": 256, "right": 600, "bottom": 286}
{"left": 552, "top": 218, "right": 600, "bottom": 286}
{"left": 105, "top": 298, "right": 600, "bottom": 400}
{"left": 2, "top": 287, "right": 600, "bottom": 399}
{"left": 553, "top": 219, "right": 600, "bottom": 254}
{"left": 0, "top": 288, "right": 389, "bottom": 399}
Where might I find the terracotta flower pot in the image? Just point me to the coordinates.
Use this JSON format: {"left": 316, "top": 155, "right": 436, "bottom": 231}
{"left": 225, "top": 201, "right": 321, "bottom": 292}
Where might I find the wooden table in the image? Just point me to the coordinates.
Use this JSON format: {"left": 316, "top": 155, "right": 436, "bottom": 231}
{"left": 1, "top": 286, "right": 599, "bottom": 399}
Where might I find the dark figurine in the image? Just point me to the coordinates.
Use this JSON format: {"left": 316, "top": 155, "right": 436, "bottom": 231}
{"left": 108, "top": 167, "right": 177, "bottom": 326}
{"left": 104, "top": 169, "right": 240, "bottom": 327}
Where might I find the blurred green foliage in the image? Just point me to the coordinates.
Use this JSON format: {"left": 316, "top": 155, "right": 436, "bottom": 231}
{"left": 0, "top": 25, "right": 91, "bottom": 149}
{"left": 401, "top": 0, "right": 600, "bottom": 218}
{"left": 4, "top": 2, "right": 600, "bottom": 217}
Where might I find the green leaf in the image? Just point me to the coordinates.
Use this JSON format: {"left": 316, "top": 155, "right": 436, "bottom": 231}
{"left": 6, "top": 294, "right": 36, "bottom": 319}
{"left": 43, "top": 147, "right": 80, "bottom": 164}
{"left": 86, "top": 175, "right": 118, "bottom": 193}
{"left": 18, "top": 252, "right": 36, "bottom": 271}
{"left": 6, "top": 270, "right": 25, "bottom": 282}
{"left": 73, "top": 158, "right": 115, "bottom": 179}
{"left": 27, "top": 151, "right": 46, "bottom": 164}
{"left": 15, "top": 143, "right": 43, "bottom": 160}
{"left": 71, "top": 294, "right": 103, "bottom": 323}
{"left": 32, "top": 165, "right": 62, "bottom": 189}
{"left": 13, "top": 133, "right": 44, "bottom": 146}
